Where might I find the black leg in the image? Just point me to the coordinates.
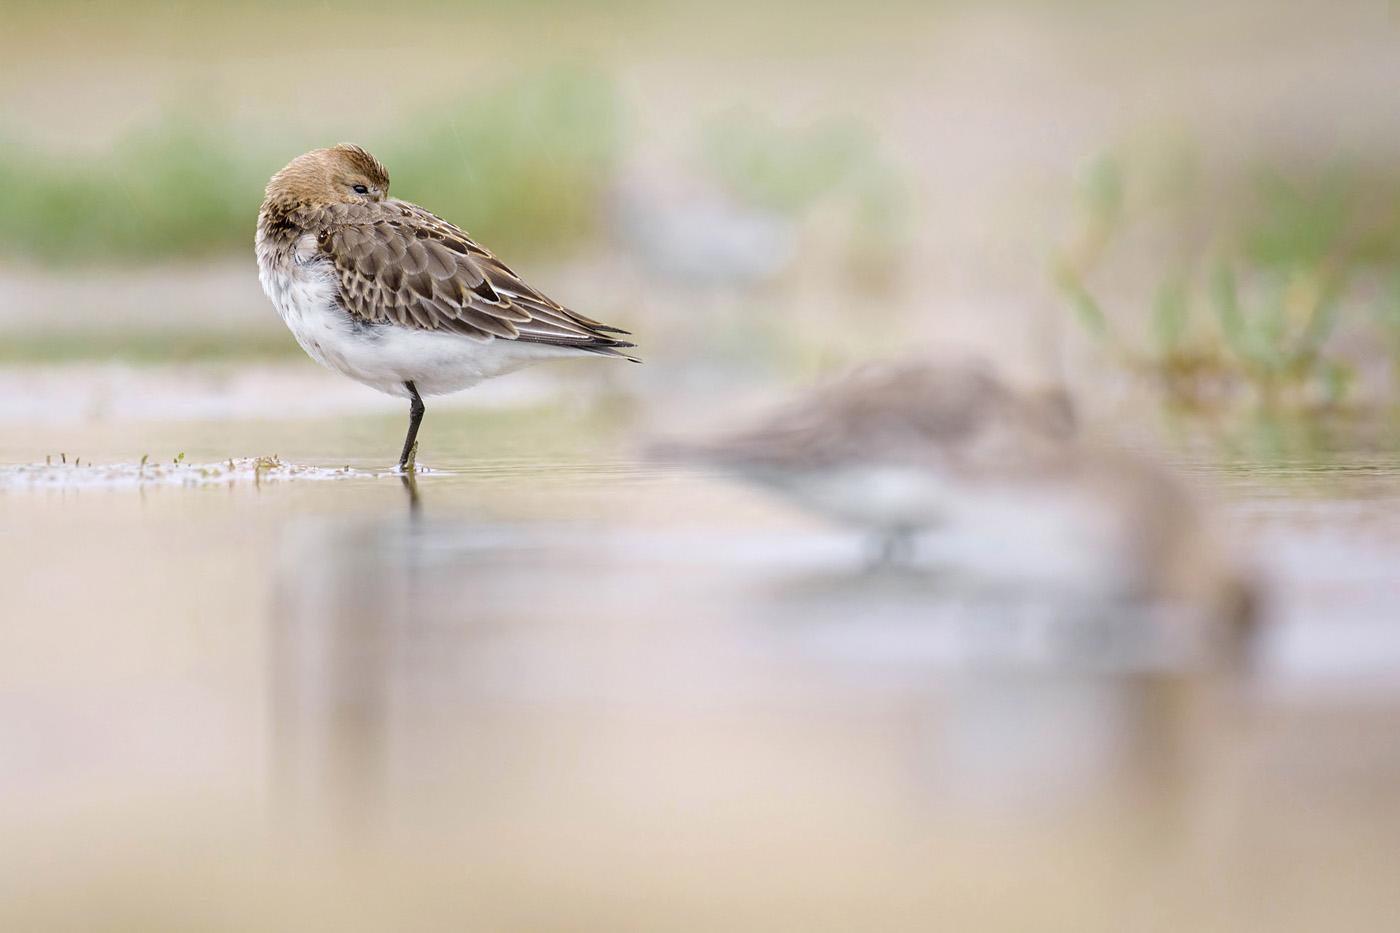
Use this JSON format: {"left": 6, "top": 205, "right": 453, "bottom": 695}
{"left": 398, "top": 381, "right": 425, "bottom": 472}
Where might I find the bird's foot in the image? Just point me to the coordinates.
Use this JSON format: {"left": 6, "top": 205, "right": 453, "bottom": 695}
{"left": 397, "top": 440, "right": 419, "bottom": 474}
{"left": 868, "top": 526, "right": 918, "bottom": 571}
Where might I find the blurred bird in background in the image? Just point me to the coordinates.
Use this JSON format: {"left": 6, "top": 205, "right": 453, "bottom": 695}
{"left": 659, "top": 356, "right": 1256, "bottom": 639}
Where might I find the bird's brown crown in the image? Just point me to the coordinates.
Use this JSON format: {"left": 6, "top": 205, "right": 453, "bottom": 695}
{"left": 262, "top": 144, "right": 391, "bottom": 210}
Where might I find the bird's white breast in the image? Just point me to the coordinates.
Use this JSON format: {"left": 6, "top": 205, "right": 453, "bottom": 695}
{"left": 257, "top": 234, "right": 349, "bottom": 370}
{"left": 255, "top": 234, "right": 583, "bottom": 398}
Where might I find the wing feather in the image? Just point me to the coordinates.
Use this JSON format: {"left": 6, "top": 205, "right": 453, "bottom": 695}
{"left": 311, "top": 200, "right": 636, "bottom": 356}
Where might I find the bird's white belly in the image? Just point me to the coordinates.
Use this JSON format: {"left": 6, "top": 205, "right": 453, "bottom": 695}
{"left": 762, "top": 463, "right": 1138, "bottom": 592}
{"left": 257, "top": 256, "right": 583, "bottom": 398}
{"left": 761, "top": 464, "right": 959, "bottom": 530}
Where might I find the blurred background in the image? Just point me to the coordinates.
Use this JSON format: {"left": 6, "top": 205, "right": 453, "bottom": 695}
{"left": 3, "top": 0, "right": 1400, "bottom": 929}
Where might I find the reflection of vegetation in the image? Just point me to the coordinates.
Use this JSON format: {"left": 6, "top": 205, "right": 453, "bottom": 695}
{"left": 1054, "top": 141, "right": 1400, "bottom": 410}
{"left": 701, "top": 108, "right": 913, "bottom": 288}
{"left": 0, "top": 68, "right": 621, "bottom": 265}
{"left": 1189, "top": 408, "right": 1400, "bottom": 483}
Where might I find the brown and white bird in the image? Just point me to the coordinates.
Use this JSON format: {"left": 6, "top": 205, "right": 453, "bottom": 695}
{"left": 256, "top": 144, "right": 637, "bottom": 469}
{"left": 664, "top": 358, "right": 1078, "bottom": 558}
{"left": 660, "top": 357, "right": 1255, "bottom": 630}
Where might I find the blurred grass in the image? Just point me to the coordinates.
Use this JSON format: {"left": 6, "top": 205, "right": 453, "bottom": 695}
{"left": 702, "top": 109, "right": 879, "bottom": 215}
{"left": 0, "top": 68, "right": 622, "bottom": 266}
{"left": 377, "top": 68, "right": 622, "bottom": 258}
{"left": 0, "top": 331, "right": 307, "bottom": 364}
{"left": 701, "top": 108, "right": 913, "bottom": 288}
{"left": 0, "top": 116, "right": 265, "bottom": 265}
{"left": 1054, "top": 139, "right": 1400, "bottom": 410}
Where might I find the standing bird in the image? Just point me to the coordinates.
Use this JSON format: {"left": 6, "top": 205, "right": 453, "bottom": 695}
{"left": 660, "top": 357, "right": 1079, "bottom": 561}
{"left": 256, "top": 144, "right": 637, "bottom": 470}
{"left": 657, "top": 357, "right": 1256, "bottom": 637}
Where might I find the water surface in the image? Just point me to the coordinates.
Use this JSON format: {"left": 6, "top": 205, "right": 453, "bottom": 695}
{"left": 3, "top": 407, "right": 1400, "bottom": 931}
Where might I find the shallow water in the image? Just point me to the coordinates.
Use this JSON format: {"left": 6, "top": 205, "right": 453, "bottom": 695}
{"left": 3, "top": 406, "right": 1400, "bottom": 931}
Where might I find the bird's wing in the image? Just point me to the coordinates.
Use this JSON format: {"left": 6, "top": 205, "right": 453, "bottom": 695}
{"left": 684, "top": 361, "right": 1019, "bottom": 470}
{"left": 311, "top": 200, "right": 635, "bottom": 356}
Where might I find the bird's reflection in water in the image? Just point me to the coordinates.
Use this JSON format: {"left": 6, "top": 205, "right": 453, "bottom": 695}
{"left": 753, "top": 564, "right": 1248, "bottom": 824}
{"left": 756, "top": 565, "right": 1235, "bottom": 673}
{"left": 272, "top": 513, "right": 431, "bottom": 839}
{"left": 399, "top": 468, "right": 421, "bottom": 515}
{"left": 270, "top": 522, "right": 1252, "bottom": 855}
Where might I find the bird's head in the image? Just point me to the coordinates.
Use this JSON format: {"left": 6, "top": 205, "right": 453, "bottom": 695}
{"left": 263, "top": 144, "right": 391, "bottom": 208}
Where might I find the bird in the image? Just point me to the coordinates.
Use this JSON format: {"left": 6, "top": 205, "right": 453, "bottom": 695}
{"left": 256, "top": 144, "right": 638, "bottom": 470}
{"left": 657, "top": 357, "right": 1255, "bottom": 630}
{"left": 659, "top": 357, "right": 1078, "bottom": 560}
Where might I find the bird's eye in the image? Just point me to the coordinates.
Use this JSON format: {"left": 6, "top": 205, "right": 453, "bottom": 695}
{"left": 352, "top": 184, "right": 369, "bottom": 195}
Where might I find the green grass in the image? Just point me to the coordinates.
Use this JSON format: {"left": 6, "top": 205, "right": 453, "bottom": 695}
{"left": 0, "top": 117, "right": 266, "bottom": 265}
{"left": 376, "top": 67, "right": 622, "bottom": 258}
{"left": 1053, "top": 140, "right": 1400, "bottom": 411}
{"left": 0, "top": 67, "right": 622, "bottom": 266}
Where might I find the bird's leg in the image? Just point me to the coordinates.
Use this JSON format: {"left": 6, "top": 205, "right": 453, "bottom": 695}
{"left": 398, "top": 381, "right": 425, "bottom": 472}
{"left": 873, "top": 525, "right": 917, "bottom": 568}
